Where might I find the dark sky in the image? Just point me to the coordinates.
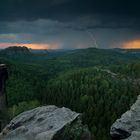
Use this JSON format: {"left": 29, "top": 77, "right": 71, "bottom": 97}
{"left": 0, "top": 0, "right": 140, "bottom": 49}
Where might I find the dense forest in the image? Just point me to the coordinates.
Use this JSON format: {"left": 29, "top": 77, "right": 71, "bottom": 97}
{"left": 0, "top": 47, "right": 140, "bottom": 140}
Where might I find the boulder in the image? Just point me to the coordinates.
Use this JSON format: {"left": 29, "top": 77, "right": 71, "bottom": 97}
{"left": 110, "top": 95, "right": 140, "bottom": 140}
{"left": 0, "top": 105, "right": 92, "bottom": 140}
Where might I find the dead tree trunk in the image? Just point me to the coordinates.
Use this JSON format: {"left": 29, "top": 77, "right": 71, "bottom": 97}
{"left": 0, "top": 64, "right": 8, "bottom": 131}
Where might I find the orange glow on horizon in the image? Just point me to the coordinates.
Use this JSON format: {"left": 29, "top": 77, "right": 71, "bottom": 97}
{"left": 121, "top": 40, "right": 140, "bottom": 49}
{"left": 0, "top": 43, "right": 60, "bottom": 49}
{"left": 18, "top": 43, "right": 49, "bottom": 49}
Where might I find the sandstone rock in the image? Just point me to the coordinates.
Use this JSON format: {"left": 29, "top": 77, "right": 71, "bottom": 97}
{"left": 0, "top": 64, "right": 8, "bottom": 131}
{"left": 0, "top": 64, "right": 8, "bottom": 111}
{"left": 110, "top": 95, "right": 140, "bottom": 140}
{"left": 0, "top": 105, "right": 92, "bottom": 140}
{"left": 2, "top": 46, "right": 31, "bottom": 56}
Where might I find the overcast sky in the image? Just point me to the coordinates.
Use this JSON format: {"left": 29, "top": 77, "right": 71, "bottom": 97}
{"left": 0, "top": 0, "right": 140, "bottom": 49}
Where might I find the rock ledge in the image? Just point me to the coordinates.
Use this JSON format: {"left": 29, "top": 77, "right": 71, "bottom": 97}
{"left": 0, "top": 105, "right": 91, "bottom": 140}
{"left": 110, "top": 95, "right": 140, "bottom": 140}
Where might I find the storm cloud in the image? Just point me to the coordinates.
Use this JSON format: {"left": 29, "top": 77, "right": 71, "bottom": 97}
{"left": 0, "top": 0, "right": 140, "bottom": 49}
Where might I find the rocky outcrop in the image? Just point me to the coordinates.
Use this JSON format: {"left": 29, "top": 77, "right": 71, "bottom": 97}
{"left": 110, "top": 95, "right": 140, "bottom": 140}
{"left": 2, "top": 46, "right": 31, "bottom": 56}
{"left": 0, "top": 64, "right": 8, "bottom": 110}
{"left": 0, "top": 105, "right": 92, "bottom": 140}
{"left": 0, "top": 64, "right": 8, "bottom": 131}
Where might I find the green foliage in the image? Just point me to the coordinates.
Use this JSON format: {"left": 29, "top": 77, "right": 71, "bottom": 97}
{"left": 0, "top": 48, "right": 140, "bottom": 140}
{"left": 110, "top": 61, "right": 140, "bottom": 78}
{"left": 43, "top": 68, "right": 140, "bottom": 140}
{"left": 8, "top": 100, "right": 40, "bottom": 119}
{"left": 53, "top": 117, "right": 88, "bottom": 140}
{"left": 127, "top": 61, "right": 140, "bottom": 77}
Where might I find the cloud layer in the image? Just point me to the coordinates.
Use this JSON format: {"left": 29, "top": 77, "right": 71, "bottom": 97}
{"left": 0, "top": 0, "right": 140, "bottom": 49}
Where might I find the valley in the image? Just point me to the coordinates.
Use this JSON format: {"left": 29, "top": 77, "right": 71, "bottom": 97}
{"left": 0, "top": 46, "right": 140, "bottom": 140}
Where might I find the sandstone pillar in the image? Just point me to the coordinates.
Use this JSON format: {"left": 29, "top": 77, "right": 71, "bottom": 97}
{"left": 0, "top": 64, "right": 8, "bottom": 131}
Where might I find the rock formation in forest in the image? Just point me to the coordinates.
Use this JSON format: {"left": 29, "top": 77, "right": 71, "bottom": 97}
{"left": 2, "top": 46, "right": 31, "bottom": 56}
{"left": 0, "top": 64, "right": 8, "bottom": 131}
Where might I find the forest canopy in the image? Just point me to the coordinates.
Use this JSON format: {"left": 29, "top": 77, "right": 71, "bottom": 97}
{"left": 0, "top": 47, "right": 140, "bottom": 140}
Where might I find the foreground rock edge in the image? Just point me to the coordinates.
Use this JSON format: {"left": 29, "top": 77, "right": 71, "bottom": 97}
{"left": 0, "top": 105, "right": 92, "bottom": 140}
{"left": 110, "top": 95, "right": 140, "bottom": 140}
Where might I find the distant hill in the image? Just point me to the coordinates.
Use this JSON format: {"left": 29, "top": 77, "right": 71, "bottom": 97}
{"left": 29, "top": 49, "right": 49, "bottom": 54}
{"left": 1, "top": 46, "right": 31, "bottom": 56}
{"left": 55, "top": 48, "right": 139, "bottom": 67}
{"left": 29, "top": 48, "right": 72, "bottom": 54}
{"left": 113, "top": 48, "right": 140, "bottom": 54}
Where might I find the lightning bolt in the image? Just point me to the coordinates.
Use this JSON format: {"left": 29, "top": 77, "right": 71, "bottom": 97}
{"left": 86, "top": 30, "right": 99, "bottom": 48}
